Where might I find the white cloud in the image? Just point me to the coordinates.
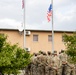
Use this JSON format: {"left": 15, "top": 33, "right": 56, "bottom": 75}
{"left": 55, "top": 10, "right": 73, "bottom": 23}
{"left": 0, "top": 18, "right": 21, "bottom": 28}
{"left": 0, "top": 0, "right": 76, "bottom": 31}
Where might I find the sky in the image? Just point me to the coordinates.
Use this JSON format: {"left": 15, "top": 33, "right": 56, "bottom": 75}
{"left": 0, "top": 0, "right": 76, "bottom": 31}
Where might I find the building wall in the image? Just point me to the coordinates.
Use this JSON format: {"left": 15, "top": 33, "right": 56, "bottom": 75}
{"left": 26, "top": 31, "right": 68, "bottom": 53}
{"left": 0, "top": 30, "right": 72, "bottom": 54}
{"left": 0, "top": 30, "right": 24, "bottom": 48}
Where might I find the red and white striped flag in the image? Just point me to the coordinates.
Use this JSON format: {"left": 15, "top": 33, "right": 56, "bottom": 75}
{"left": 22, "top": 0, "right": 24, "bottom": 9}
{"left": 47, "top": 4, "right": 52, "bottom": 22}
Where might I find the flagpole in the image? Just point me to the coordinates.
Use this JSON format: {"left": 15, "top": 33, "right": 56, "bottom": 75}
{"left": 23, "top": 0, "right": 26, "bottom": 49}
{"left": 51, "top": 0, "right": 54, "bottom": 53}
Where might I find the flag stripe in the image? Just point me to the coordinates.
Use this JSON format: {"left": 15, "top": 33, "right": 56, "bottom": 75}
{"left": 22, "top": 0, "right": 24, "bottom": 9}
{"left": 47, "top": 4, "right": 52, "bottom": 22}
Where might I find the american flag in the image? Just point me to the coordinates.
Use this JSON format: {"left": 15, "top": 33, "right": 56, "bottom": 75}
{"left": 47, "top": 4, "right": 52, "bottom": 22}
{"left": 22, "top": 0, "right": 24, "bottom": 9}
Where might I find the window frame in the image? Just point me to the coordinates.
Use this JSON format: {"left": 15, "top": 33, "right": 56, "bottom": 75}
{"left": 33, "top": 34, "right": 38, "bottom": 42}
{"left": 62, "top": 35, "right": 64, "bottom": 42}
{"left": 48, "top": 35, "right": 52, "bottom": 42}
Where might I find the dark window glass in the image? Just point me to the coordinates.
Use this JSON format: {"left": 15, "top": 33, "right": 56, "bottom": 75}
{"left": 48, "top": 35, "right": 52, "bottom": 42}
{"left": 33, "top": 35, "right": 38, "bottom": 42}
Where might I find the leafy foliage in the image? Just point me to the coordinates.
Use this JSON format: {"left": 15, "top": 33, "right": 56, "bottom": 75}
{"left": 0, "top": 34, "right": 31, "bottom": 74}
{"left": 63, "top": 32, "right": 76, "bottom": 64}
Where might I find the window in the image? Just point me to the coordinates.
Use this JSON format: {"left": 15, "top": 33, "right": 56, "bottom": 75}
{"left": 33, "top": 35, "right": 38, "bottom": 42}
{"left": 62, "top": 35, "right": 64, "bottom": 42}
{"left": 48, "top": 35, "right": 52, "bottom": 42}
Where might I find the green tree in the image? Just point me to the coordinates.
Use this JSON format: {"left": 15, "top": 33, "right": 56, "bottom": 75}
{"left": 63, "top": 32, "right": 76, "bottom": 64}
{"left": 0, "top": 34, "right": 31, "bottom": 75}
